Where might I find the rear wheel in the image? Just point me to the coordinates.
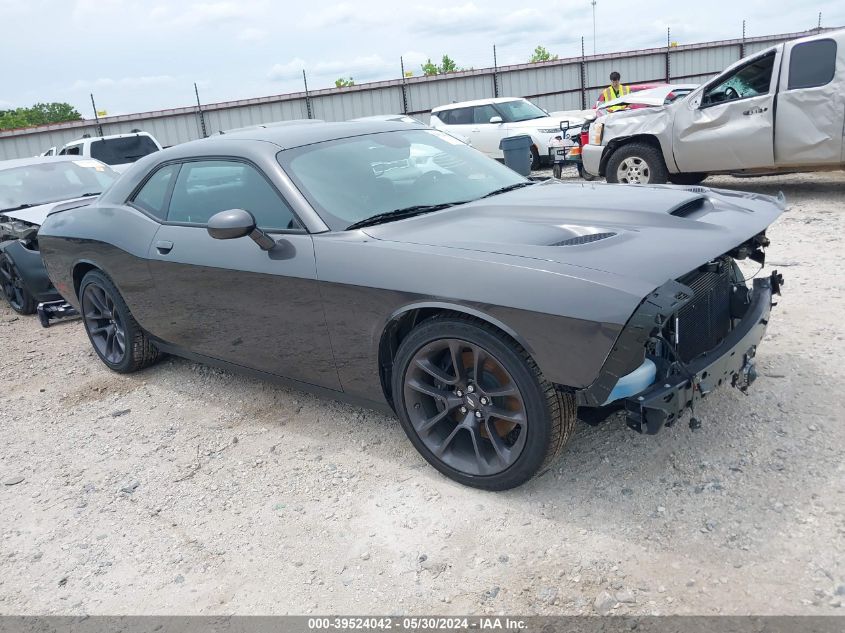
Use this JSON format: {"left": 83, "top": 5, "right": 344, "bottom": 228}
{"left": 668, "top": 172, "right": 708, "bottom": 185}
{"left": 79, "top": 270, "right": 161, "bottom": 373}
{"left": 0, "top": 253, "right": 36, "bottom": 315}
{"left": 606, "top": 142, "right": 669, "bottom": 185}
{"left": 392, "top": 316, "right": 576, "bottom": 490}
{"left": 530, "top": 146, "right": 541, "bottom": 171}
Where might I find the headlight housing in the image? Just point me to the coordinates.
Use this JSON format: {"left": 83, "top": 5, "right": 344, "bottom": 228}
{"left": 537, "top": 127, "right": 560, "bottom": 134}
{"left": 589, "top": 122, "right": 604, "bottom": 145}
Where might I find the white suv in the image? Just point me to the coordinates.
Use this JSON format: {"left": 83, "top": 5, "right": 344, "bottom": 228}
{"left": 430, "top": 97, "right": 589, "bottom": 168}
{"left": 58, "top": 131, "right": 162, "bottom": 173}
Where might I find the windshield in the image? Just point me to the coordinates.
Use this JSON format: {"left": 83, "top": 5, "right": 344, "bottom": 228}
{"left": 0, "top": 159, "right": 119, "bottom": 211}
{"left": 495, "top": 99, "right": 548, "bottom": 122}
{"left": 278, "top": 129, "right": 526, "bottom": 231}
{"left": 90, "top": 135, "right": 159, "bottom": 165}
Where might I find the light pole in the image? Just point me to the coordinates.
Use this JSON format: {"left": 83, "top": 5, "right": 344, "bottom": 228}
{"left": 591, "top": 0, "right": 597, "bottom": 54}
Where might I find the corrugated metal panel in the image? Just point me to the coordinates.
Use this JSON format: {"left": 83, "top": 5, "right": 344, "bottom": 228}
{"left": 1, "top": 27, "right": 837, "bottom": 160}
{"left": 670, "top": 45, "right": 741, "bottom": 78}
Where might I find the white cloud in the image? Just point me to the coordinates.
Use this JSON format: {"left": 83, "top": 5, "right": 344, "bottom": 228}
{"left": 70, "top": 75, "right": 177, "bottom": 91}
{"left": 149, "top": 2, "right": 257, "bottom": 28}
{"left": 300, "top": 3, "right": 379, "bottom": 29}
{"left": 268, "top": 55, "right": 393, "bottom": 82}
{"left": 267, "top": 59, "right": 309, "bottom": 81}
{"left": 238, "top": 27, "right": 268, "bottom": 42}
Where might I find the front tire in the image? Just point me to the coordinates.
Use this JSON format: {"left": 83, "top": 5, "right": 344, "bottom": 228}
{"left": 606, "top": 142, "right": 669, "bottom": 185}
{"left": 0, "top": 253, "right": 37, "bottom": 315}
{"left": 391, "top": 316, "right": 576, "bottom": 490}
{"left": 79, "top": 270, "right": 161, "bottom": 373}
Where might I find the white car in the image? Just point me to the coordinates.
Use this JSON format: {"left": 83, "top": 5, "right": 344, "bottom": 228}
{"left": 430, "top": 97, "right": 591, "bottom": 168}
{"left": 58, "top": 131, "right": 162, "bottom": 173}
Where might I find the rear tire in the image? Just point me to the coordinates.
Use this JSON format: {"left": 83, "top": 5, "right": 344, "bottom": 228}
{"left": 530, "top": 146, "right": 541, "bottom": 171}
{"left": 391, "top": 316, "right": 576, "bottom": 490}
{"left": 668, "top": 172, "right": 708, "bottom": 185}
{"left": 79, "top": 270, "right": 161, "bottom": 373}
{"left": 606, "top": 142, "right": 669, "bottom": 185}
{"left": 0, "top": 253, "right": 37, "bottom": 315}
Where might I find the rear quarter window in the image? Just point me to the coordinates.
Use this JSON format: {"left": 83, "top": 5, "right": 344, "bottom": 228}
{"left": 788, "top": 39, "right": 837, "bottom": 90}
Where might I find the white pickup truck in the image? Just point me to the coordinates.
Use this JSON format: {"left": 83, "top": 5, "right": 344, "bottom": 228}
{"left": 582, "top": 29, "right": 845, "bottom": 185}
{"left": 56, "top": 131, "right": 162, "bottom": 173}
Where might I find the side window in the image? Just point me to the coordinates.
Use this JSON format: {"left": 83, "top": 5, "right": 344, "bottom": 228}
{"left": 436, "top": 110, "right": 454, "bottom": 125}
{"left": 60, "top": 145, "right": 81, "bottom": 156}
{"left": 702, "top": 52, "right": 775, "bottom": 106}
{"left": 167, "top": 160, "right": 299, "bottom": 230}
{"left": 472, "top": 104, "right": 498, "bottom": 124}
{"left": 788, "top": 39, "right": 837, "bottom": 90}
{"left": 132, "top": 164, "right": 179, "bottom": 220}
{"left": 450, "top": 107, "right": 473, "bottom": 125}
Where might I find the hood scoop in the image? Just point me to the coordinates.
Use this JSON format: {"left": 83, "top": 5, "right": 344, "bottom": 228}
{"left": 551, "top": 232, "right": 617, "bottom": 246}
{"left": 669, "top": 196, "right": 710, "bottom": 218}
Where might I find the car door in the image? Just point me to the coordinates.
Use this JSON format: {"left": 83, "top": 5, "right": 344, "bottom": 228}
{"left": 144, "top": 158, "right": 341, "bottom": 390}
{"left": 672, "top": 49, "right": 779, "bottom": 173}
{"left": 468, "top": 104, "right": 505, "bottom": 157}
{"left": 774, "top": 37, "right": 844, "bottom": 166}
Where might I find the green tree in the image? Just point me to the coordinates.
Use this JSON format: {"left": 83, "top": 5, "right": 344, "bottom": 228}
{"left": 421, "top": 58, "right": 439, "bottom": 76}
{"left": 334, "top": 77, "right": 355, "bottom": 88}
{"left": 530, "top": 45, "right": 558, "bottom": 63}
{"left": 421, "top": 55, "right": 460, "bottom": 76}
{"left": 0, "top": 102, "right": 82, "bottom": 130}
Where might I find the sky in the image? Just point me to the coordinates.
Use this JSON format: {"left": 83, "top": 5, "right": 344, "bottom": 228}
{"left": 2, "top": 0, "right": 843, "bottom": 117}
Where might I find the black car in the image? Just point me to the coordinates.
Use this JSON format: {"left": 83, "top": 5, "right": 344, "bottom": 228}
{"left": 0, "top": 156, "right": 119, "bottom": 314}
{"left": 38, "top": 121, "right": 784, "bottom": 489}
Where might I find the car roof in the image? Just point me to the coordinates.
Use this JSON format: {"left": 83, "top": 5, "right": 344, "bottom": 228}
{"left": 0, "top": 155, "right": 93, "bottom": 171}
{"left": 62, "top": 131, "right": 156, "bottom": 146}
{"left": 175, "top": 120, "right": 428, "bottom": 151}
{"left": 431, "top": 97, "right": 528, "bottom": 112}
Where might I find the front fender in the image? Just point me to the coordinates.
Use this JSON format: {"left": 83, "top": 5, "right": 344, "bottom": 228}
{"left": 0, "top": 240, "right": 61, "bottom": 303}
{"left": 600, "top": 107, "right": 678, "bottom": 173}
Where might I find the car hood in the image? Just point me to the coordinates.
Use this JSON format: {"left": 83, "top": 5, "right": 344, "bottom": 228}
{"left": 0, "top": 196, "right": 97, "bottom": 226}
{"left": 362, "top": 181, "right": 785, "bottom": 289}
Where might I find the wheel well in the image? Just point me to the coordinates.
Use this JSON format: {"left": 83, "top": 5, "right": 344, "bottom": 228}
{"left": 72, "top": 262, "right": 99, "bottom": 299}
{"left": 377, "top": 307, "right": 527, "bottom": 409}
{"left": 600, "top": 134, "right": 663, "bottom": 176}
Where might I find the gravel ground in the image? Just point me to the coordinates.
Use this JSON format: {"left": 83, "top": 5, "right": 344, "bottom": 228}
{"left": 1, "top": 170, "right": 843, "bottom": 615}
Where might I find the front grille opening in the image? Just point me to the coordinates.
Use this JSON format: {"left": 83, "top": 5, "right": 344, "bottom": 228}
{"left": 669, "top": 258, "right": 733, "bottom": 362}
{"left": 551, "top": 232, "right": 616, "bottom": 246}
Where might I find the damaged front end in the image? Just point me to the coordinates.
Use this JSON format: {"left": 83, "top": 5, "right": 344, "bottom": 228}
{"left": 577, "top": 231, "right": 783, "bottom": 434}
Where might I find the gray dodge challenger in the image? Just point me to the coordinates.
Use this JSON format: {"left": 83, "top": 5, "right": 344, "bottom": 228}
{"left": 37, "top": 121, "right": 784, "bottom": 490}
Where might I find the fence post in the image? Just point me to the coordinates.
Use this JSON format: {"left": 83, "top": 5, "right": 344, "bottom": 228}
{"left": 194, "top": 82, "right": 208, "bottom": 138}
{"left": 580, "top": 37, "right": 587, "bottom": 110}
{"left": 400, "top": 57, "right": 409, "bottom": 114}
{"left": 90, "top": 94, "right": 104, "bottom": 137}
{"left": 740, "top": 20, "right": 746, "bottom": 59}
{"left": 303, "top": 70, "right": 313, "bottom": 119}
{"left": 665, "top": 27, "right": 671, "bottom": 83}
{"left": 492, "top": 44, "right": 499, "bottom": 98}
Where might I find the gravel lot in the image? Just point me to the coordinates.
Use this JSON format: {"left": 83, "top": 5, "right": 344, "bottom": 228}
{"left": 1, "top": 170, "right": 843, "bottom": 615}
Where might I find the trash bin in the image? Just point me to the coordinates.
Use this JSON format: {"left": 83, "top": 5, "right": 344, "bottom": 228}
{"left": 499, "top": 134, "right": 533, "bottom": 176}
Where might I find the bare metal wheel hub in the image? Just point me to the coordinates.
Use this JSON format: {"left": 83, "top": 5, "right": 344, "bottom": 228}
{"left": 617, "top": 156, "right": 651, "bottom": 184}
{"left": 403, "top": 338, "right": 528, "bottom": 476}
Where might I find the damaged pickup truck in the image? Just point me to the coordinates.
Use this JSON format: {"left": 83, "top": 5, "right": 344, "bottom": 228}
{"left": 0, "top": 156, "right": 119, "bottom": 320}
{"left": 582, "top": 29, "right": 845, "bottom": 184}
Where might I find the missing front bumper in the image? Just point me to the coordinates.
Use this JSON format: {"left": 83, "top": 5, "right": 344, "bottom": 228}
{"left": 624, "top": 273, "right": 779, "bottom": 434}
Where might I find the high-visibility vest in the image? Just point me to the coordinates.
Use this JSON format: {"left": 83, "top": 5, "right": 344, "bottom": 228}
{"left": 601, "top": 84, "right": 631, "bottom": 111}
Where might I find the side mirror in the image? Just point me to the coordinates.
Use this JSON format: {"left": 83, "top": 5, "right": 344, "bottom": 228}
{"left": 489, "top": 116, "right": 503, "bottom": 124}
{"left": 207, "top": 209, "right": 275, "bottom": 251}
{"left": 559, "top": 120, "right": 570, "bottom": 132}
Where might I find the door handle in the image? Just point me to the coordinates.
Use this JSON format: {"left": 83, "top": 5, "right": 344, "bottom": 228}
{"left": 155, "top": 240, "right": 173, "bottom": 254}
{"left": 742, "top": 106, "right": 768, "bottom": 115}
{"left": 471, "top": 128, "right": 481, "bottom": 132}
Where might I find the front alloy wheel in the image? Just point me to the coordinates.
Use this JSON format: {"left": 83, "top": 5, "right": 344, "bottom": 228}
{"left": 615, "top": 156, "right": 651, "bottom": 184}
{"left": 404, "top": 338, "right": 528, "bottom": 476}
{"left": 393, "top": 317, "right": 576, "bottom": 490}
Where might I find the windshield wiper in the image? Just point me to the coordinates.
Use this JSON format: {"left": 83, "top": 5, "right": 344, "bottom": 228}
{"left": 479, "top": 182, "right": 534, "bottom": 199}
{"left": 77, "top": 192, "right": 101, "bottom": 197}
{"left": 346, "top": 201, "right": 470, "bottom": 231}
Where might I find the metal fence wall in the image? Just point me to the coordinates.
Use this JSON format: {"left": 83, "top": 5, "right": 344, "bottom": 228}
{"left": 0, "top": 27, "right": 835, "bottom": 160}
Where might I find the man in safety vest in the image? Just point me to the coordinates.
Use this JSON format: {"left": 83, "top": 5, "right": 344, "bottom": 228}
{"left": 600, "top": 71, "right": 630, "bottom": 111}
